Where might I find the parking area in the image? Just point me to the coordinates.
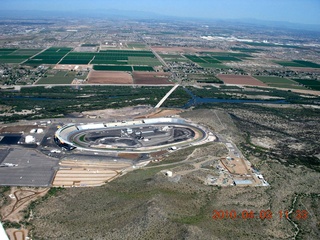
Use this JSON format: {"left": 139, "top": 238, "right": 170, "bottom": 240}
{"left": 0, "top": 148, "right": 59, "bottom": 187}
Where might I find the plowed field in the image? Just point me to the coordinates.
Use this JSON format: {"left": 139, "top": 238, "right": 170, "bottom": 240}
{"left": 87, "top": 70, "right": 133, "bottom": 84}
{"left": 133, "top": 72, "right": 172, "bottom": 84}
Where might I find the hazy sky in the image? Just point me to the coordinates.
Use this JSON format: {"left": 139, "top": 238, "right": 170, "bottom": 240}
{"left": 2, "top": 0, "right": 320, "bottom": 25}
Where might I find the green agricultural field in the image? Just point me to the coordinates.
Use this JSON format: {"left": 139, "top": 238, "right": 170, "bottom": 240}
{"left": 200, "top": 56, "right": 222, "bottom": 63}
{"left": 274, "top": 61, "right": 306, "bottom": 67}
{"left": 0, "top": 58, "right": 26, "bottom": 64}
{"left": 0, "top": 48, "right": 43, "bottom": 64}
{"left": 293, "top": 79, "right": 320, "bottom": 91}
{"left": 275, "top": 60, "right": 320, "bottom": 68}
{"left": 160, "top": 54, "right": 188, "bottom": 62}
{"left": 99, "top": 50, "right": 155, "bottom": 58}
{"left": 9, "top": 49, "right": 42, "bottom": 55}
{"left": 244, "top": 42, "right": 301, "bottom": 49}
{"left": 184, "top": 55, "right": 207, "bottom": 63}
{"left": 231, "top": 47, "right": 264, "bottom": 53}
{"left": 36, "top": 70, "right": 86, "bottom": 84}
{"left": 25, "top": 47, "right": 72, "bottom": 65}
{"left": 133, "top": 66, "right": 154, "bottom": 71}
{"left": 254, "top": 76, "right": 306, "bottom": 89}
{"left": 128, "top": 57, "right": 161, "bottom": 66}
{"left": 127, "top": 43, "right": 146, "bottom": 49}
{"left": 59, "top": 52, "right": 95, "bottom": 64}
{"left": 91, "top": 60, "right": 128, "bottom": 65}
{"left": 213, "top": 56, "right": 242, "bottom": 62}
{"left": 200, "top": 52, "right": 252, "bottom": 58}
{"left": 93, "top": 65, "right": 133, "bottom": 71}
{"left": 0, "top": 48, "right": 18, "bottom": 55}
{"left": 81, "top": 43, "right": 99, "bottom": 47}
{"left": 293, "top": 60, "right": 320, "bottom": 68}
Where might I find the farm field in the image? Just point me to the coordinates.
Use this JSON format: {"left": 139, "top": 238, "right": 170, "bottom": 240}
{"left": 200, "top": 52, "right": 252, "bottom": 58}
{"left": 230, "top": 47, "right": 264, "bottom": 53}
{"left": 60, "top": 52, "right": 95, "bottom": 65}
{"left": 0, "top": 48, "right": 43, "bottom": 63}
{"left": 87, "top": 71, "right": 133, "bottom": 84}
{"left": 126, "top": 42, "right": 147, "bottom": 49}
{"left": 254, "top": 76, "right": 306, "bottom": 89}
{"left": 133, "top": 72, "right": 172, "bottom": 84}
{"left": 292, "top": 79, "right": 320, "bottom": 91}
{"left": 133, "top": 66, "right": 154, "bottom": 71}
{"left": 213, "top": 56, "right": 242, "bottom": 61}
{"left": 36, "top": 70, "right": 87, "bottom": 84}
{"left": 20, "top": 48, "right": 161, "bottom": 67}
{"left": 93, "top": 65, "right": 133, "bottom": 71}
{"left": 128, "top": 56, "right": 161, "bottom": 66}
{"left": 244, "top": 42, "right": 301, "bottom": 48}
{"left": 275, "top": 60, "right": 320, "bottom": 68}
{"left": 217, "top": 74, "right": 267, "bottom": 86}
{"left": 93, "top": 65, "right": 154, "bottom": 71}
{"left": 184, "top": 53, "right": 247, "bottom": 68}
{"left": 184, "top": 54, "right": 228, "bottom": 68}
{"left": 25, "top": 47, "right": 72, "bottom": 65}
{"left": 159, "top": 54, "right": 189, "bottom": 62}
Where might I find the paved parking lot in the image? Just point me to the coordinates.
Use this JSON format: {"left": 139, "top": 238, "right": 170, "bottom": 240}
{"left": 0, "top": 148, "right": 59, "bottom": 187}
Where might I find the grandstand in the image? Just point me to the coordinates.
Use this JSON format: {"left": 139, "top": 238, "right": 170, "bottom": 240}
{"left": 54, "top": 118, "right": 208, "bottom": 153}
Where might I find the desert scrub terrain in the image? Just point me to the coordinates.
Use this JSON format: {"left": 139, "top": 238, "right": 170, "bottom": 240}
{"left": 28, "top": 106, "right": 320, "bottom": 239}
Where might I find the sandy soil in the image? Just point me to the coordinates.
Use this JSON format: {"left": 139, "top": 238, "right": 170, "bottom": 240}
{"left": 82, "top": 106, "right": 153, "bottom": 120}
{"left": 53, "top": 160, "right": 132, "bottom": 187}
{"left": 6, "top": 228, "right": 29, "bottom": 240}
{"left": 117, "top": 153, "right": 141, "bottom": 160}
{"left": 217, "top": 74, "right": 267, "bottom": 87}
{"left": 220, "top": 158, "right": 249, "bottom": 175}
{"left": 1, "top": 187, "right": 49, "bottom": 222}
{"left": 87, "top": 70, "right": 133, "bottom": 84}
{"left": 135, "top": 109, "right": 182, "bottom": 119}
{"left": 133, "top": 72, "right": 172, "bottom": 84}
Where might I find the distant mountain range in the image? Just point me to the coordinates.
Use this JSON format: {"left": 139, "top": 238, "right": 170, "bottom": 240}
{"left": 0, "top": 9, "right": 319, "bottom": 32}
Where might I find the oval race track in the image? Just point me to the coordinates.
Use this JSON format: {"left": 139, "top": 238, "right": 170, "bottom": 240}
{"left": 55, "top": 118, "right": 208, "bottom": 153}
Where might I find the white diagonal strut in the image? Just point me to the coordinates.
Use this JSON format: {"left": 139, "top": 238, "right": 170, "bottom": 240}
{"left": 155, "top": 84, "right": 179, "bottom": 108}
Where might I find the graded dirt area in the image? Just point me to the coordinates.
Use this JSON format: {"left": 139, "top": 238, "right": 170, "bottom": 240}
{"left": 82, "top": 105, "right": 153, "bottom": 120}
{"left": 1, "top": 187, "right": 49, "bottom": 240}
{"left": 0, "top": 125, "right": 45, "bottom": 134}
{"left": 53, "top": 160, "right": 132, "bottom": 187}
{"left": 133, "top": 71, "right": 172, "bottom": 84}
{"left": 217, "top": 74, "right": 268, "bottom": 87}
{"left": 135, "top": 109, "right": 182, "bottom": 119}
{"left": 1, "top": 187, "right": 49, "bottom": 222}
{"left": 87, "top": 70, "right": 133, "bottom": 84}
